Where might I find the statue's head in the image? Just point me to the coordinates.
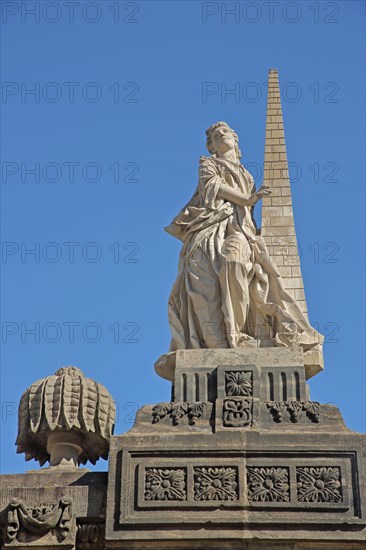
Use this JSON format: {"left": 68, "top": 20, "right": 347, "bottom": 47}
{"left": 206, "top": 121, "right": 241, "bottom": 159}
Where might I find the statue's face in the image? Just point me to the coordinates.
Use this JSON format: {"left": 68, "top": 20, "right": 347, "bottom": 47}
{"left": 210, "top": 125, "right": 236, "bottom": 155}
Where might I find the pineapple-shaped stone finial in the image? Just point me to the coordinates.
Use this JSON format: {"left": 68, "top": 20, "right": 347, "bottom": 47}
{"left": 16, "top": 366, "right": 116, "bottom": 468}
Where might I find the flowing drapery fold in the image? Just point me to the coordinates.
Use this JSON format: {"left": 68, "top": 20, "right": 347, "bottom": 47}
{"left": 165, "top": 156, "right": 323, "bottom": 352}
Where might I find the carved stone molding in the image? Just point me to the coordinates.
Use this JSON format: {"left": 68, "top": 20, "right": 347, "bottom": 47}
{"left": 247, "top": 467, "right": 290, "bottom": 502}
{"left": 267, "top": 401, "right": 320, "bottom": 423}
{"left": 144, "top": 468, "right": 187, "bottom": 501}
{"left": 193, "top": 467, "right": 238, "bottom": 501}
{"left": 223, "top": 398, "right": 252, "bottom": 427}
{"left": 152, "top": 402, "right": 206, "bottom": 425}
{"left": 225, "top": 371, "right": 252, "bottom": 397}
{"left": 5, "top": 496, "right": 72, "bottom": 544}
{"left": 302, "top": 401, "right": 320, "bottom": 422}
{"left": 267, "top": 401, "right": 286, "bottom": 422}
{"left": 76, "top": 523, "right": 105, "bottom": 550}
{"left": 296, "top": 466, "right": 342, "bottom": 503}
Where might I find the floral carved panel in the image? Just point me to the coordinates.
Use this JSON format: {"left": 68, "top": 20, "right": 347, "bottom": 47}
{"left": 296, "top": 466, "right": 342, "bottom": 503}
{"left": 144, "top": 468, "right": 186, "bottom": 501}
{"left": 225, "top": 371, "right": 252, "bottom": 396}
{"left": 193, "top": 467, "right": 239, "bottom": 501}
{"left": 247, "top": 467, "right": 290, "bottom": 502}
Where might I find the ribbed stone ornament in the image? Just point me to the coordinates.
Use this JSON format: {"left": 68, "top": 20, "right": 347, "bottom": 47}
{"left": 15, "top": 366, "right": 116, "bottom": 468}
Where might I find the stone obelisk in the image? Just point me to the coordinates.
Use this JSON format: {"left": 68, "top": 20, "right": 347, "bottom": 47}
{"left": 261, "top": 68, "right": 308, "bottom": 320}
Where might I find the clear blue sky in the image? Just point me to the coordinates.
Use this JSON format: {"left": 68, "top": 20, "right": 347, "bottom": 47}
{"left": 1, "top": 0, "right": 365, "bottom": 474}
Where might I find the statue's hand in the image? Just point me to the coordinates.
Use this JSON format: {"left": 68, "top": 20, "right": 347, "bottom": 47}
{"left": 257, "top": 184, "right": 272, "bottom": 197}
{"left": 248, "top": 185, "right": 271, "bottom": 206}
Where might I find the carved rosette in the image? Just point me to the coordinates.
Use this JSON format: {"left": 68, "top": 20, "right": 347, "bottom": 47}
{"left": 16, "top": 366, "right": 116, "bottom": 467}
{"left": 194, "top": 467, "right": 238, "bottom": 501}
{"left": 225, "top": 371, "right": 252, "bottom": 396}
{"left": 296, "top": 467, "right": 342, "bottom": 502}
{"left": 247, "top": 467, "right": 290, "bottom": 502}
{"left": 144, "top": 468, "right": 186, "bottom": 501}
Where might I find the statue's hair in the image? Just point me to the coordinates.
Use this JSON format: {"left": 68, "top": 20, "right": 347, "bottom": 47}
{"left": 206, "top": 121, "right": 242, "bottom": 159}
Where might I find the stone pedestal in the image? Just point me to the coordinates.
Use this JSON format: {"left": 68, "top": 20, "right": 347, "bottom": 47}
{"left": 105, "top": 348, "right": 366, "bottom": 549}
{"left": 1, "top": 349, "right": 365, "bottom": 548}
{"left": 155, "top": 347, "right": 324, "bottom": 383}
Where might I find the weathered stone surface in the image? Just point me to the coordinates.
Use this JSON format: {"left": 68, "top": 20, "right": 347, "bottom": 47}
{"left": 0, "top": 335, "right": 361, "bottom": 549}
{"left": 105, "top": 346, "right": 365, "bottom": 547}
{"left": 155, "top": 347, "right": 323, "bottom": 382}
{"left": 0, "top": 471, "right": 107, "bottom": 549}
{"left": 0, "top": 470, "right": 107, "bottom": 518}
{"left": 2, "top": 496, "right": 74, "bottom": 548}
{"left": 105, "top": 425, "right": 366, "bottom": 546}
{"left": 76, "top": 522, "right": 105, "bottom": 549}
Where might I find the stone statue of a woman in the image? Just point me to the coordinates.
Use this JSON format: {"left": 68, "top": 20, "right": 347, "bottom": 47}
{"left": 164, "top": 122, "right": 322, "bottom": 353}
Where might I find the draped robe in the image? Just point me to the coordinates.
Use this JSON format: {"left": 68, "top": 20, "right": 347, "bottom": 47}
{"left": 165, "top": 155, "right": 323, "bottom": 352}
